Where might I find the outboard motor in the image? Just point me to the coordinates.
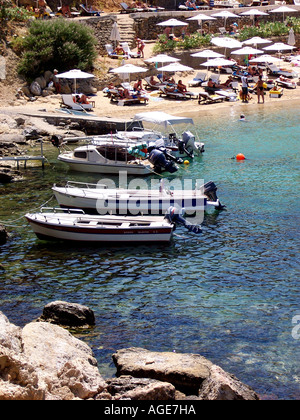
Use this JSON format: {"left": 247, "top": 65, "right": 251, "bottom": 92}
{"left": 203, "top": 181, "right": 226, "bottom": 210}
{"left": 165, "top": 207, "right": 202, "bottom": 234}
{"left": 148, "top": 148, "right": 178, "bottom": 174}
{"left": 51, "top": 135, "right": 63, "bottom": 148}
{"left": 182, "top": 131, "right": 205, "bottom": 157}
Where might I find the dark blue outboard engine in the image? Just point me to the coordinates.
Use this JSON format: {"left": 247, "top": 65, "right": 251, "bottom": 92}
{"left": 165, "top": 207, "right": 202, "bottom": 234}
{"left": 148, "top": 146, "right": 179, "bottom": 174}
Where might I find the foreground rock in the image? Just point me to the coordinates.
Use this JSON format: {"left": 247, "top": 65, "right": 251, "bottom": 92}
{"left": 0, "top": 310, "right": 260, "bottom": 400}
{"left": 37, "top": 301, "right": 95, "bottom": 328}
{"left": 0, "top": 312, "right": 106, "bottom": 400}
{"left": 112, "top": 348, "right": 260, "bottom": 400}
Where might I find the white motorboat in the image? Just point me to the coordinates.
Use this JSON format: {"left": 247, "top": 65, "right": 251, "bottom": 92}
{"left": 56, "top": 112, "right": 205, "bottom": 159}
{"left": 25, "top": 209, "right": 174, "bottom": 243}
{"left": 52, "top": 180, "right": 224, "bottom": 215}
{"left": 57, "top": 142, "right": 180, "bottom": 175}
{"left": 25, "top": 207, "right": 202, "bottom": 243}
{"left": 57, "top": 143, "right": 153, "bottom": 175}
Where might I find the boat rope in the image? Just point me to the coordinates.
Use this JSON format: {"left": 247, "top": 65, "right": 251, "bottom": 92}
{"left": 0, "top": 195, "right": 55, "bottom": 228}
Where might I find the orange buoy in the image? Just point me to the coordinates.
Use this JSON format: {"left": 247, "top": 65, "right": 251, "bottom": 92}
{"left": 236, "top": 153, "right": 246, "bottom": 161}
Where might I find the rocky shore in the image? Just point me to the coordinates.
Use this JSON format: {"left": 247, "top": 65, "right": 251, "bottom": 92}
{"left": 0, "top": 301, "right": 260, "bottom": 400}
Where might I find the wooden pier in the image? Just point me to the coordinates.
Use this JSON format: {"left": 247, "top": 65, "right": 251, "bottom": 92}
{"left": 0, "top": 141, "right": 46, "bottom": 169}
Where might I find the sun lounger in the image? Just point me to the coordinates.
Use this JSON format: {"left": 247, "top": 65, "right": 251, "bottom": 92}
{"left": 120, "top": 42, "right": 140, "bottom": 59}
{"left": 275, "top": 77, "right": 297, "bottom": 89}
{"left": 215, "top": 90, "right": 237, "bottom": 101}
{"left": 159, "top": 86, "right": 197, "bottom": 100}
{"left": 144, "top": 76, "right": 165, "bottom": 90}
{"left": 61, "top": 94, "right": 93, "bottom": 111}
{"left": 198, "top": 92, "right": 225, "bottom": 105}
{"left": 80, "top": 4, "right": 101, "bottom": 16}
{"left": 267, "top": 64, "right": 298, "bottom": 79}
{"left": 120, "top": 2, "right": 143, "bottom": 13}
{"left": 110, "top": 93, "right": 148, "bottom": 106}
{"left": 105, "top": 44, "right": 127, "bottom": 60}
{"left": 188, "top": 72, "right": 207, "bottom": 87}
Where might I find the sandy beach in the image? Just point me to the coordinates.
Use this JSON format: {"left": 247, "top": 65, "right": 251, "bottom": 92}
{"left": 0, "top": 41, "right": 299, "bottom": 122}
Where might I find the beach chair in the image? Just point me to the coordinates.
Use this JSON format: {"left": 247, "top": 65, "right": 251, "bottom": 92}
{"left": 120, "top": 2, "right": 143, "bottom": 13}
{"left": 120, "top": 42, "right": 140, "bottom": 59}
{"left": 79, "top": 4, "right": 101, "bottom": 16}
{"left": 159, "top": 86, "right": 197, "bottom": 100}
{"left": 144, "top": 76, "right": 164, "bottom": 90}
{"left": 61, "top": 94, "right": 93, "bottom": 111}
{"left": 267, "top": 64, "right": 298, "bottom": 79}
{"left": 275, "top": 77, "right": 297, "bottom": 89}
{"left": 198, "top": 92, "right": 225, "bottom": 105}
{"left": 219, "top": 27, "right": 228, "bottom": 36}
{"left": 105, "top": 44, "right": 125, "bottom": 60}
{"left": 215, "top": 90, "right": 237, "bottom": 101}
{"left": 188, "top": 72, "right": 207, "bottom": 87}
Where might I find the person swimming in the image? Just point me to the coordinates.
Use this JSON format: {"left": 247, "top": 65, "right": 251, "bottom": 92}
{"left": 240, "top": 114, "right": 246, "bottom": 121}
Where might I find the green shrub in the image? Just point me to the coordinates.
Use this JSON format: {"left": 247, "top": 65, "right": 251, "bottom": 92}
{"left": 17, "top": 18, "right": 97, "bottom": 80}
{"left": 153, "top": 33, "right": 211, "bottom": 54}
{"left": 0, "top": 1, "right": 33, "bottom": 23}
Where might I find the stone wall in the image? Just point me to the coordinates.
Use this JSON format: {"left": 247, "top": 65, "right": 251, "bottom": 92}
{"left": 77, "top": 15, "right": 118, "bottom": 55}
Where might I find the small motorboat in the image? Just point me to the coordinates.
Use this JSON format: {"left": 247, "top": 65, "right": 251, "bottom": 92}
{"left": 54, "top": 112, "right": 205, "bottom": 160}
{"left": 25, "top": 207, "right": 202, "bottom": 243}
{"left": 57, "top": 143, "right": 179, "bottom": 175}
{"left": 52, "top": 180, "right": 224, "bottom": 215}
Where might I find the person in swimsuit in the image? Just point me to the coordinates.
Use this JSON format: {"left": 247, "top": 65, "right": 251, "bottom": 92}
{"left": 256, "top": 75, "right": 264, "bottom": 104}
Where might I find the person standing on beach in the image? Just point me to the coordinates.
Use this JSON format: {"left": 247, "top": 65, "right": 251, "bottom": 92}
{"left": 256, "top": 75, "right": 264, "bottom": 104}
{"left": 241, "top": 75, "right": 249, "bottom": 103}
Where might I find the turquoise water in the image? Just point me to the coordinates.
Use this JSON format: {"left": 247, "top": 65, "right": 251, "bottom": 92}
{"left": 0, "top": 103, "right": 299, "bottom": 399}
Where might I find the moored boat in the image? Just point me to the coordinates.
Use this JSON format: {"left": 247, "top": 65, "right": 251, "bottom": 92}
{"left": 25, "top": 207, "right": 202, "bottom": 243}
{"left": 25, "top": 209, "right": 174, "bottom": 243}
{"left": 52, "top": 180, "right": 224, "bottom": 215}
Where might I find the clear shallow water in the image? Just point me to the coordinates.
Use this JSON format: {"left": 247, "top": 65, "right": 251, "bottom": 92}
{"left": 0, "top": 104, "right": 299, "bottom": 399}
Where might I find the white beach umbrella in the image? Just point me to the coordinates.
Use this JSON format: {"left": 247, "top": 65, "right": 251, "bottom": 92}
{"left": 187, "top": 13, "right": 216, "bottom": 35}
{"left": 110, "top": 63, "right": 147, "bottom": 81}
{"left": 263, "top": 42, "right": 295, "bottom": 53}
{"left": 239, "top": 8, "right": 269, "bottom": 18}
{"left": 201, "top": 57, "right": 235, "bottom": 77}
{"left": 191, "top": 49, "right": 224, "bottom": 59}
{"left": 145, "top": 54, "right": 181, "bottom": 79}
{"left": 288, "top": 28, "right": 296, "bottom": 47}
{"left": 110, "top": 22, "right": 121, "bottom": 47}
{"left": 158, "top": 62, "right": 194, "bottom": 72}
{"left": 211, "top": 37, "right": 242, "bottom": 56}
{"left": 201, "top": 58, "right": 235, "bottom": 67}
{"left": 269, "top": 6, "right": 297, "bottom": 22}
{"left": 243, "top": 36, "right": 272, "bottom": 49}
{"left": 249, "top": 55, "right": 281, "bottom": 64}
{"left": 211, "top": 11, "right": 240, "bottom": 30}
{"left": 145, "top": 54, "right": 180, "bottom": 64}
{"left": 157, "top": 18, "right": 188, "bottom": 27}
{"left": 231, "top": 46, "right": 264, "bottom": 56}
{"left": 157, "top": 18, "right": 188, "bottom": 35}
{"left": 56, "top": 69, "right": 94, "bottom": 93}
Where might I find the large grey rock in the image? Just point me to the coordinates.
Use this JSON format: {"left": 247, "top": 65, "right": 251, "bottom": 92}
{"left": 112, "top": 347, "right": 212, "bottom": 394}
{"left": 198, "top": 364, "right": 260, "bottom": 400}
{"left": 0, "top": 312, "right": 106, "bottom": 400}
{"left": 38, "top": 301, "right": 95, "bottom": 327}
{"left": 105, "top": 375, "right": 176, "bottom": 400}
{"left": 112, "top": 347, "right": 260, "bottom": 400}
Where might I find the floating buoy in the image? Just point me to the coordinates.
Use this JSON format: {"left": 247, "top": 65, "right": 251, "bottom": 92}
{"left": 236, "top": 153, "right": 246, "bottom": 161}
{"left": 184, "top": 160, "right": 190, "bottom": 165}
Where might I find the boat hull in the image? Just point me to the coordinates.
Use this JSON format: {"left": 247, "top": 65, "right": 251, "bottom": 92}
{"left": 53, "top": 187, "right": 208, "bottom": 215}
{"left": 25, "top": 213, "right": 173, "bottom": 243}
{"left": 58, "top": 156, "right": 152, "bottom": 175}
